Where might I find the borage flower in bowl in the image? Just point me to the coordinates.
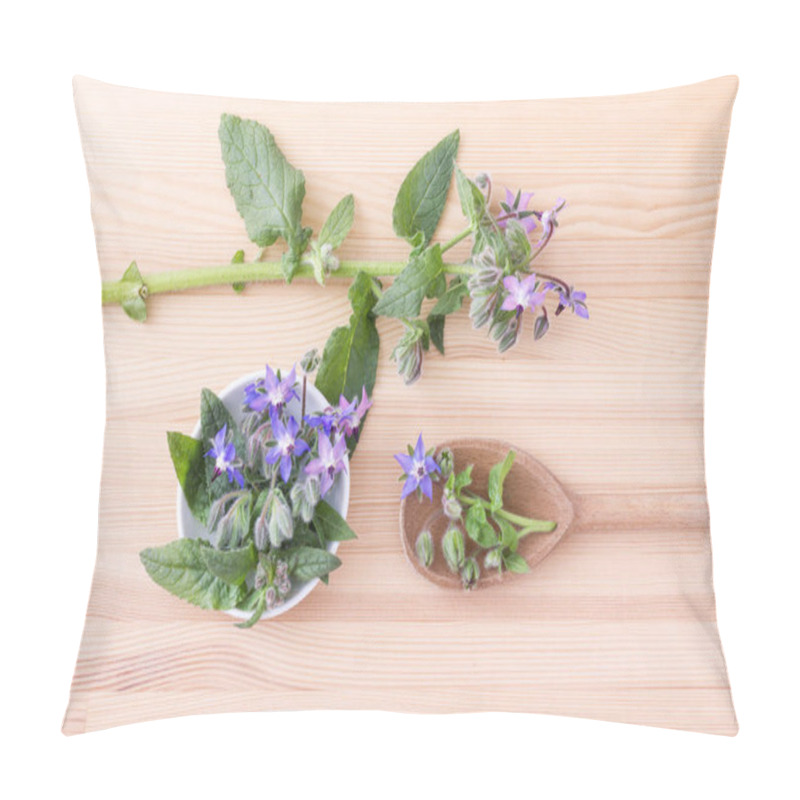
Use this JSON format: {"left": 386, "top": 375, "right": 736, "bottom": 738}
{"left": 140, "top": 353, "right": 371, "bottom": 628}
{"left": 396, "top": 436, "right": 574, "bottom": 591}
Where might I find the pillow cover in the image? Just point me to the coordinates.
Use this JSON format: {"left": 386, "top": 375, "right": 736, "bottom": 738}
{"left": 64, "top": 75, "right": 738, "bottom": 735}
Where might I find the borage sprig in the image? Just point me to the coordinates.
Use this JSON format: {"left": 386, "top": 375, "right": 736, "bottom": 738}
{"left": 396, "top": 435, "right": 556, "bottom": 590}
{"left": 140, "top": 353, "right": 371, "bottom": 628}
{"left": 103, "top": 118, "right": 588, "bottom": 391}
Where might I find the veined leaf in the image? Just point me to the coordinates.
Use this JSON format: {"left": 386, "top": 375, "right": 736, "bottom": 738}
{"left": 455, "top": 167, "right": 488, "bottom": 229}
{"left": 464, "top": 503, "right": 498, "bottom": 549}
{"left": 427, "top": 313, "right": 445, "bottom": 355}
{"left": 373, "top": 245, "right": 444, "bottom": 319}
{"left": 488, "top": 451, "right": 515, "bottom": 511}
{"left": 219, "top": 114, "right": 306, "bottom": 259}
{"left": 393, "top": 130, "right": 460, "bottom": 245}
{"left": 503, "top": 551, "right": 530, "bottom": 574}
{"left": 319, "top": 194, "right": 355, "bottom": 250}
{"left": 315, "top": 271, "right": 379, "bottom": 405}
{"left": 430, "top": 278, "right": 469, "bottom": 317}
{"left": 282, "top": 546, "right": 342, "bottom": 582}
{"left": 313, "top": 500, "right": 357, "bottom": 542}
{"left": 200, "top": 542, "right": 257, "bottom": 586}
{"left": 168, "top": 431, "right": 209, "bottom": 525}
{"left": 140, "top": 539, "right": 244, "bottom": 610}
{"left": 236, "top": 591, "right": 266, "bottom": 629}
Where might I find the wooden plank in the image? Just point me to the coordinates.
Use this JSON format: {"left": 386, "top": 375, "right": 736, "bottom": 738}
{"left": 64, "top": 75, "right": 738, "bottom": 736}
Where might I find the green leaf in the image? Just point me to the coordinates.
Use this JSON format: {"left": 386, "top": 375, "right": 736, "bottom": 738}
{"left": 315, "top": 271, "right": 380, "bottom": 405}
{"left": 236, "top": 591, "right": 266, "bottom": 629}
{"left": 231, "top": 249, "right": 246, "bottom": 293}
{"left": 283, "top": 546, "right": 342, "bottom": 582}
{"left": 291, "top": 521, "right": 325, "bottom": 549}
{"left": 428, "top": 314, "right": 445, "bottom": 355}
{"left": 503, "top": 551, "right": 530, "bottom": 574}
{"left": 464, "top": 503, "right": 498, "bottom": 549}
{"left": 455, "top": 167, "right": 488, "bottom": 228}
{"left": 140, "top": 539, "right": 244, "bottom": 610}
{"left": 431, "top": 279, "right": 469, "bottom": 317}
{"left": 200, "top": 389, "right": 245, "bottom": 504}
{"left": 168, "top": 431, "right": 210, "bottom": 525}
{"left": 219, "top": 114, "right": 306, "bottom": 258}
{"left": 200, "top": 542, "right": 257, "bottom": 586}
{"left": 373, "top": 245, "right": 444, "bottom": 319}
{"left": 312, "top": 500, "right": 357, "bottom": 542}
{"left": 393, "top": 130, "right": 460, "bottom": 245}
{"left": 121, "top": 261, "right": 147, "bottom": 322}
{"left": 319, "top": 194, "right": 355, "bottom": 250}
{"left": 496, "top": 517, "right": 519, "bottom": 552}
{"left": 454, "top": 465, "right": 473, "bottom": 492}
{"left": 488, "top": 451, "right": 515, "bottom": 512}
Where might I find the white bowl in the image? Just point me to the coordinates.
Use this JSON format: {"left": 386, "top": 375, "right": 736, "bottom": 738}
{"left": 177, "top": 370, "right": 350, "bottom": 621}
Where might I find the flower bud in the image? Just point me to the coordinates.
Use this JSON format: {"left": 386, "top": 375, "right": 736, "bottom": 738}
{"left": 468, "top": 290, "right": 499, "bottom": 330}
{"left": 441, "top": 486, "right": 462, "bottom": 521}
{"left": 391, "top": 321, "right": 426, "bottom": 385}
{"left": 265, "top": 586, "right": 278, "bottom": 610}
{"left": 484, "top": 547, "right": 503, "bottom": 570}
{"left": 267, "top": 488, "right": 294, "bottom": 548}
{"left": 490, "top": 311, "right": 520, "bottom": 353}
{"left": 300, "top": 348, "right": 320, "bottom": 374}
{"left": 254, "top": 561, "right": 268, "bottom": 590}
{"left": 415, "top": 529, "right": 434, "bottom": 568}
{"left": 442, "top": 525, "right": 465, "bottom": 573}
{"left": 461, "top": 557, "right": 480, "bottom": 590}
{"left": 436, "top": 447, "right": 455, "bottom": 480}
{"left": 474, "top": 172, "right": 492, "bottom": 200}
{"left": 290, "top": 475, "right": 321, "bottom": 523}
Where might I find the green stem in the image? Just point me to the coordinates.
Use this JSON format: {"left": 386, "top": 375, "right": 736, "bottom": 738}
{"left": 460, "top": 494, "right": 555, "bottom": 532}
{"left": 440, "top": 227, "right": 473, "bottom": 254}
{"left": 101, "top": 259, "right": 477, "bottom": 305}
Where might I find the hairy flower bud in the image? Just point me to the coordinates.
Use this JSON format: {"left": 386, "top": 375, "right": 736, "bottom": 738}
{"left": 266, "top": 488, "right": 294, "bottom": 548}
{"left": 391, "top": 320, "right": 426, "bottom": 385}
{"left": 254, "top": 561, "right": 268, "bottom": 590}
{"left": 415, "top": 529, "right": 434, "bottom": 568}
{"left": 290, "top": 475, "right": 321, "bottom": 523}
{"left": 474, "top": 172, "right": 492, "bottom": 201}
{"left": 461, "top": 557, "right": 480, "bottom": 590}
{"left": 265, "top": 586, "right": 278, "bottom": 610}
{"left": 300, "top": 348, "right": 320, "bottom": 374}
{"left": 484, "top": 547, "right": 503, "bottom": 570}
{"left": 442, "top": 525, "right": 466, "bottom": 573}
{"left": 490, "top": 310, "right": 520, "bottom": 353}
{"left": 436, "top": 447, "right": 455, "bottom": 479}
{"left": 442, "top": 485, "right": 462, "bottom": 521}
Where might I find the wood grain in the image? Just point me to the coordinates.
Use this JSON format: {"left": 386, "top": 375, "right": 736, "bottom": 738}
{"left": 64, "top": 75, "right": 739, "bottom": 736}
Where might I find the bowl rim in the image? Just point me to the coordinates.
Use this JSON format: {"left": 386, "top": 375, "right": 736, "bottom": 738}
{"left": 176, "top": 368, "right": 350, "bottom": 620}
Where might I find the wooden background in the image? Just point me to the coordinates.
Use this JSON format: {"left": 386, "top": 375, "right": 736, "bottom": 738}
{"left": 64, "top": 76, "right": 739, "bottom": 736}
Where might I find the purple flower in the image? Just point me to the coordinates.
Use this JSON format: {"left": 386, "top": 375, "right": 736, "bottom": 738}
{"left": 556, "top": 285, "right": 589, "bottom": 319}
{"left": 265, "top": 409, "right": 310, "bottom": 483}
{"left": 244, "top": 364, "right": 299, "bottom": 415}
{"left": 394, "top": 434, "right": 441, "bottom": 501}
{"left": 497, "top": 188, "right": 538, "bottom": 235}
{"left": 304, "top": 432, "right": 348, "bottom": 497}
{"left": 204, "top": 424, "right": 244, "bottom": 488}
{"left": 338, "top": 387, "right": 373, "bottom": 438}
{"left": 500, "top": 274, "right": 547, "bottom": 313}
{"left": 305, "top": 395, "right": 355, "bottom": 437}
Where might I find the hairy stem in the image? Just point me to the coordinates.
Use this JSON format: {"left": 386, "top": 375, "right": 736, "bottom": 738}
{"left": 102, "top": 259, "right": 477, "bottom": 305}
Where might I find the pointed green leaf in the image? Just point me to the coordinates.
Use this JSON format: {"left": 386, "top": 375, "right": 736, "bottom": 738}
{"left": 140, "top": 539, "right": 244, "bottom": 609}
{"left": 168, "top": 431, "right": 210, "bottom": 525}
{"left": 282, "top": 546, "right": 342, "bottom": 582}
{"left": 503, "top": 551, "right": 530, "bottom": 574}
{"left": 464, "top": 503, "right": 498, "bottom": 548}
{"left": 315, "top": 271, "right": 380, "bottom": 405}
{"left": 312, "top": 500, "right": 357, "bottom": 542}
{"left": 319, "top": 194, "right": 355, "bottom": 250}
{"left": 454, "top": 465, "right": 473, "bottom": 491}
{"left": 373, "top": 245, "right": 444, "bottom": 318}
{"left": 219, "top": 114, "right": 306, "bottom": 257}
{"left": 200, "top": 542, "right": 257, "bottom": 586}
{"left": 488, "top": 451, "right": 515, "bottom": 511}
{"left": 428, "top": 314, "right": 445, "bottom": 355}
{"left": 431, "top": 279, "right": 469, "bottom": 317}
{"left": 455, "top": 167, "right": 488, "bottom": 228}
{"left": 393, "top": 130, "right": 460, "bottom": 245}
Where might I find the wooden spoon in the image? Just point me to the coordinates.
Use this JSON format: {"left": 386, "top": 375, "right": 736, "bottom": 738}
{"left": 399, "top": 438, "right": 574, "bottom": 590}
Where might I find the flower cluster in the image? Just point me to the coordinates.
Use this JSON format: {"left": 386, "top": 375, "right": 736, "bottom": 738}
{"left": 395, "top": 435, "right": 555, "bottom": 591}
{"left": 467, "top": 185, "right": 587, "bottom": 354}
